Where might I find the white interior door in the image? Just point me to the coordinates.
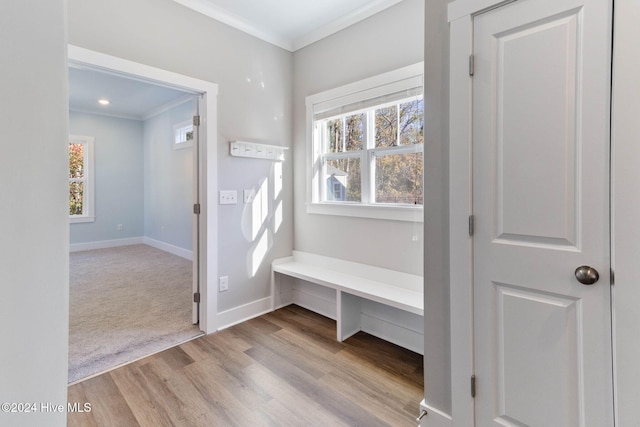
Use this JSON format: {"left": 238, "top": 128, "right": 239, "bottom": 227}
{"left": 472, "top": 0, "right": 613, "bottom": 425}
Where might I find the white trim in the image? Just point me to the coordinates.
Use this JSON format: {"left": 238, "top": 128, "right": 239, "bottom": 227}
{"left": 306, "top": 202, "right": 423, "bottom": 222}
{"left": 217, "top": 297, "right": 273, "bottom": 330}
{"left": 305, "top": 63, "right": 425, "bottom": 221}
{"left": 173, "top": 119, "right": 194, "bottom": 150}
{"left": 447, "top": 5, "right": 478, "bottom": 427}
{"left": 68, "top": 106, "right": 144, "bottom": 121}
{"left": 292, "top": 0, "right": 405, "bottom": 51}
{"left": 68, "top": 45, "right": 220, "bottom": 334}
{"left": 419, "top": 400, "right": 454, "bottom": 427}
{"left": 171, "top": 0, "right": 292, "bottom": 51}
{"left": 448, "top": 0, "right": 515, "bottom": 21}
{"left": 171, "top": 0, "right": 404, "bottom": 52}
{"left": 306, "top": 63, "right": 424, "bottom": 108}
{"left": 143, "top": 94, "right": 195, "bottom": 121}
{"left": 143, "top": 237, "right": 193, "bottom": 261}
{"left": 69, "top": 237, "right": 144, "bottom": 252}
{"left": 360, "top": 311, "right": 423, "bottom": 355}
{"left": 611, "top": 1, "right": 640, "bottom": 424}
{"left": 69, "top": 134, "right": 95, "bottom": 223}
{"left": 69, "top": 215, "right": 95, "bottom": 224}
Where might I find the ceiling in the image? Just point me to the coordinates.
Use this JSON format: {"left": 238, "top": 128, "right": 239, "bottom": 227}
{"left": 68, "top": 0, "right": 405, "bottom": 117}
{"left": 171, "top": 0, "right": 405, "bottom": 51}
{"left": 68, "top": 67, "right": 194, "bottom": 120}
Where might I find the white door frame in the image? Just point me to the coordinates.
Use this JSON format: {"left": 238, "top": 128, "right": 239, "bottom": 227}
{"left": 446, "top": 3, "right": 476, "bottom": 425}
{"left": 68, "top": 45, "right": 219, "bottom": 334}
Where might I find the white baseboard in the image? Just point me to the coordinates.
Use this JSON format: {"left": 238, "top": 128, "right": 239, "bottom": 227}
{"left": 361, "top": 312, "right": 424, "bottom": 355}
{"left": 69, "top": 237, "right": 144, "bottom": 252}
{"left": 288, "top": 281, "right": 424, "bottom": 354}
{"left": 419, "top": 400, "right": 453, "bottom": 427}
{"left": 143, "top": 237, "right": 192, "bottom": 260}
{"left": 292, "top": 285, "right": 337, "bottom": 320}
{"left": 217, "top": 297, "right": 272, "bottom": 330}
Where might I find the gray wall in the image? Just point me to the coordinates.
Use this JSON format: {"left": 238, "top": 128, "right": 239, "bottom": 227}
{"left": 292, "top": 0, "right": 425, "bottom": 276}
{"left": 69, "top": 112, "right": 144, "bottom": 244}
{"left": 0, "top": 0, "right": 69, "bottom": 425}
{"left": 612, "top": 1, "right": 640, "bottom": 424}
{"left": 68, "top": 0, "right": 294, "bottom": 313}
{"left": 143, "top": 100, "right": 195, "bottom": 250}
{"left": 423, "top": 0, "right": 453, "bottom": 414}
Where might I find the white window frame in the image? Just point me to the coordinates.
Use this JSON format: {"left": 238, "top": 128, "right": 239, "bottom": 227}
{"left": 69, "top": 135, "right": 95, "bottom": 223}
{"left": 305, "top": 62, "right": 424, "bottom": 222}
{"left": 173, "top": 120, "right": 194, "bottom": 149}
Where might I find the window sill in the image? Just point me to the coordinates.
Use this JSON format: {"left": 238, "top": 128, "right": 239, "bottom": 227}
{"left": 307, "top": 202, "right": 423, "bottom": 222}
{"left": 70, "top": 215, "right": 95, "bottom": 224}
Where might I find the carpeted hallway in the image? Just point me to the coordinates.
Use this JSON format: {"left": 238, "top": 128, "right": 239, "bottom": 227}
{"left": 68, "top": 244, "right": 203, "bottom": 383}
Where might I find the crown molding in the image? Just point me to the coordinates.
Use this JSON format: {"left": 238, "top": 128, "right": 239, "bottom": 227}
{"left": 172, "top": 0, "right": 405, "bottom": 52}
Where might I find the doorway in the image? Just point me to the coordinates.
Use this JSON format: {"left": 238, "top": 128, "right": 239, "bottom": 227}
{"left": 67, "top": 45, "right": 219, "bottom": 381}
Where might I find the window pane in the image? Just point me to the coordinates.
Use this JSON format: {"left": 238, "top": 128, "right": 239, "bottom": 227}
{"left": 345, "top": 114, "right": 365, "bottom": 151}
{"left": 69, "top": 181, "right": 84, "bottom": 215}
{"left": 69, "top": 143, "right": 84, "bottom": 178}
{"left": 326, "top": 118, "right": 342, "bottom": 153}
{"left": 375, "top": 152, "right": 423, "bottom": 205}
{"left": 375, "top": 105, "right": 398, "bottom": 147}
{"left": 326, "top": 158, "right": 361, "bottom": 202}
{"left": 399, "top": 98, "right": 424, "bottom": 145}
{"left": 325, "top": 114, "right": 364, "bottom": 153}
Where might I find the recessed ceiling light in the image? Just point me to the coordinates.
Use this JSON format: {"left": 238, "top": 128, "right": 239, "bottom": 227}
{"left": 98, "top": 99, "right": 110, "bottom": 106}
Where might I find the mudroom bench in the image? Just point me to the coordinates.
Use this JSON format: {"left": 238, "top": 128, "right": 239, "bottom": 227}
{"left": 271, "top": 251, "right": 423, "bottom": 353}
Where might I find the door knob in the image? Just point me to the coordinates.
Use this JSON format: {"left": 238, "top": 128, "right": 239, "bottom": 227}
{"left": 575, "top": 265, "right": 599, "bottom": 285}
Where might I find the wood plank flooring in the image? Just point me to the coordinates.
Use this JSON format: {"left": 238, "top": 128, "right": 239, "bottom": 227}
{"left": 68, "top": 305, "right": 424, "bottom": 427}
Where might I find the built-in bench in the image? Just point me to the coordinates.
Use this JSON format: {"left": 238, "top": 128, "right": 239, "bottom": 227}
{"left": 271, "top": 250, "right": 423, "bottom": 353}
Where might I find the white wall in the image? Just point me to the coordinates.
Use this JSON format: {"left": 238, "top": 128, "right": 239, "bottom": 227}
{"left": 0, "top": 1, "right": 69, "bottom": 426}
{"left": 69, "top": 112, "right": 144, "bottom": 244}
{"left": 292, "top": 0, "right": 425, "bottom": 275}
{"left": 143, "top": 99, "right": 196, "bottom": 251}
{"left": 612, "top": 1, "right": 640, "bottom": 424}
{"left": 68, "top": 0, "right": 294, "bottom": 315}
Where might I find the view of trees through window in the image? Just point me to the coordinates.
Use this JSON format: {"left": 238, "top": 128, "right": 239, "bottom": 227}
{"left": 69, "top": 143, "right": 84, "bottom": 215}
{"left": 321, "top": 97, "right": 424, "bottom": 205}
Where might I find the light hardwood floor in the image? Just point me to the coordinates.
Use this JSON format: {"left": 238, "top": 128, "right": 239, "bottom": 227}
{"left": 68, "top": 305, "right": 424, "bottom": 426}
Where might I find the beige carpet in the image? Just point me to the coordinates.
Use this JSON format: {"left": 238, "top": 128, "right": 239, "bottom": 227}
{"left": 68, "top": 244, "right": 203, "bottom": 383}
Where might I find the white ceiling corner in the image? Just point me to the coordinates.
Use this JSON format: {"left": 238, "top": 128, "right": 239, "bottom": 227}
{"left": 172, "top": 0, "right": 406, "bottom": 52}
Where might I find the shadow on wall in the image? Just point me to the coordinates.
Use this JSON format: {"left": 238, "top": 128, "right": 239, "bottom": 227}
{"left": 241, "top": 161, "right": 284, "bottom": 277}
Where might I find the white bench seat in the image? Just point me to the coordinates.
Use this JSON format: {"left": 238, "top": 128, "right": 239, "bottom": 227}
{"left": 271, "top": 251, "right": 423, "bottom": 353}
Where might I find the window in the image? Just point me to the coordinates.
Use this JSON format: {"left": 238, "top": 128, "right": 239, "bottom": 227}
{"left": 306, "top": 63, "right": 424, "bottom": 222}
{"left": 173, "top": 120, "right": 194, "bottom": 149}
{"left": 69, "top": 135, "right": 95, "bottom": 223}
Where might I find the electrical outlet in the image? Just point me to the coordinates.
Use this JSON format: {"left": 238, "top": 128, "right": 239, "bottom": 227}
{"left": 117, "top": 224, "right": 124, "bottom": 231}
{"left": 244, "top": 189, "right": 256, "bottom": 203}
{"left": 219, "top": 190, "right": 237, "bottom": 205}
{"left": 219, "top": 276, "right": 229, "bottom": 292}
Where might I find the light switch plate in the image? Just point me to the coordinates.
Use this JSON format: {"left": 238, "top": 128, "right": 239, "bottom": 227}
{"left": 244, "top": 189, "right": 256, "bottom": 203}
{"left": 219, "top": 190, "right": 237, "bottom": 205}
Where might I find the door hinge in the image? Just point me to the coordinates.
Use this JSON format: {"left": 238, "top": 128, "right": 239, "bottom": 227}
{"left": 469, "top": 54, "right": 475, "bottom": 76}
{"left": 193, "top": 292, "right": 201, "bottom": 303}
{"left": 193, "top": 203, "right": 201, "bottom": 215}
{"left": 611, "top": 268, "right": 615, "bottom": 285}
{"left": 469, "top": 215, "right": 475, "bottom": 236}
{"left": 193, "top": 115, "right": 201, "bottom": 126}
{"left": 471, "top": 375, "right": 477, "bottom": 398}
